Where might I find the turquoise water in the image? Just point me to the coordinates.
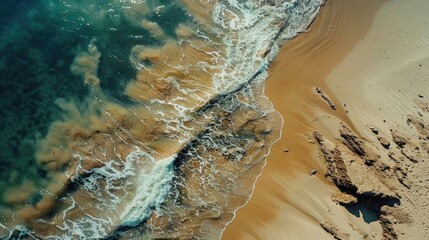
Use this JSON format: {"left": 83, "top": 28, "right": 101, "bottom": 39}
{"left": 0, "top": 0, "right": 189, "bottom": 192}
{"left": 0, "top": 1, "right": 88, "bottom": 194}
{"left": 0, "top": 0, "right": 322, "bottom": 239}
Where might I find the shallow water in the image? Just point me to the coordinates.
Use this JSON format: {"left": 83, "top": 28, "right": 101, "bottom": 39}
{"left": 0, "top": 0, "right": 322, "bottom": 239}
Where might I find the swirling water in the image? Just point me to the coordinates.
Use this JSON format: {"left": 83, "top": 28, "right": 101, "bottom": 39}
{"left": 0, "top": 0, "right": 322, "bottom": 239}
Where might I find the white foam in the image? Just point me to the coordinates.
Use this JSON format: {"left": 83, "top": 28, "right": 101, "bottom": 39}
{"left": 210, "top": 0, "right": 324, "bottom": 95}
{"left": 119, "top": 153, "right": 176, "bottom": 227}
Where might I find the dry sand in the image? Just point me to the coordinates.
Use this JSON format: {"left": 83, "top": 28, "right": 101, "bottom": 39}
{"left": 223, "top": 0, "right": 429, "bottom": 239}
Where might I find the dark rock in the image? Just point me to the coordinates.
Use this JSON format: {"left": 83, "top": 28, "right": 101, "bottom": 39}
{"left": 380, "top": 206, "right": 399, "bottom": 240}
{"left": 391, "top": 130, "right": 407, "bottom": 148}
{"left": 315, "top": 86, "right": 336, "bottom": 110}
{"left": 377, "top": 136, "right": 391, "bottom": 149}
{"left": 309, "top": 168, "right": 318, "bottom": 175}
{"left": 370, "top": 127, "right": 379, "bottom": 135}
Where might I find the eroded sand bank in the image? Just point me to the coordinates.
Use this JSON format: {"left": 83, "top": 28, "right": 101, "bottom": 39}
{"left": 224, "top": 0, "right": 429, "bottom": 239}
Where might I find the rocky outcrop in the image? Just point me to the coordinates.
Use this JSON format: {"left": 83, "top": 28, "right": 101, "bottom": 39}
{"left": 377, "top": 136, "right": 391, "bottom": 149}
{"left": 315, "top": 86, "right": 337, "bottom": 110}
{"left": 314, "top": 124, "right": 403, "bottom": 239}
{"left": 320, "top": 221, "right": 351, "bottom": 240}
{"left": 331, "top": 193, "right": 358, "bottom": 205}
{"left": 314, "top": 129, "right": 397, "bottom": 199}
{"left": 313, "top": 109, "right": 429, "bottom": 240}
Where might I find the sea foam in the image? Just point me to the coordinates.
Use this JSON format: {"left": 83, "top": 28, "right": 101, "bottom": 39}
{"left": 119, "top": 152, "right": 176, "bottom": 227}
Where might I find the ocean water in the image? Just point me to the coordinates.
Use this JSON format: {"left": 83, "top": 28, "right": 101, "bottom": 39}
{"left": 0, "top": 0, "right": 322, "bottom": 239}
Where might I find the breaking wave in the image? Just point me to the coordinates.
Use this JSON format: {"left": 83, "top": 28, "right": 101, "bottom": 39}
{"left": 0, "top": 0, "right": 322, "bottom": 239}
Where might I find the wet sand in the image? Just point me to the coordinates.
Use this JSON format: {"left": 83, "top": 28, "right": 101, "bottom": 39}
{"left": 223, "top": 0, "right": 387, "bottom": 239}
{"left": 224, "top": 0, "right": 429, "bottom": 238}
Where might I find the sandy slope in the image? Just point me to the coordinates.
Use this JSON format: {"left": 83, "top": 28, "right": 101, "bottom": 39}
{"left": 223, "top": 0, "right": 429, "bottom": 239}
{"left": 324, "top": 0, "right": 429, "bottom": 238}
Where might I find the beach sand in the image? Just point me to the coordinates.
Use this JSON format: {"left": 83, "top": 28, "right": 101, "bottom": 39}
{"left": 223, "top": 0, "right": 429, "bottom": 239}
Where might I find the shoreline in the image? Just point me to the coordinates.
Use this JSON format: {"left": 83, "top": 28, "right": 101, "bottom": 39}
{"left": 223, "top": 0, "right": 386, "bottom": 239}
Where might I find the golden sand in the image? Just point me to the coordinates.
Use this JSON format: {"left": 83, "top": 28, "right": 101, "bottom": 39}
{"left": 222, "top": 0, "right": 385, "bottom": 239}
